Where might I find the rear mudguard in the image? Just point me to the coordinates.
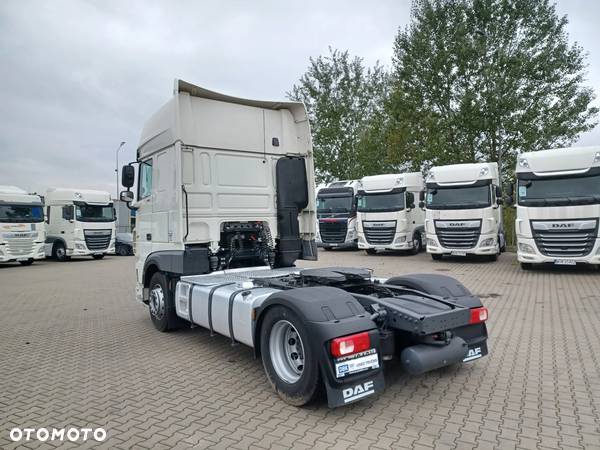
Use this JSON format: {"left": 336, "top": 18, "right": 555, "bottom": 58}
{"left": 253, "top": 286, "right": 385, "bottom": 408}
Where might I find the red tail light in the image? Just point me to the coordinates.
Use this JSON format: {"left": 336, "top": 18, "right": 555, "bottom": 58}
{"left": 469, "top": 307, "right": 488, "bottom": 324}
{"left": 330, "top": 332, "right": 371, "bottom": 358}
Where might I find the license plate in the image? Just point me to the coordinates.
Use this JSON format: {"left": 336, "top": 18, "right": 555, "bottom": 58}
{"left": 554, "top": 259, "right": 576, "bottom": 266}
{"left": 335, "top": 349, "right": 380, "bottom": 378}
{"left": 451, "top": 250, "right": 467, "bottom": 256}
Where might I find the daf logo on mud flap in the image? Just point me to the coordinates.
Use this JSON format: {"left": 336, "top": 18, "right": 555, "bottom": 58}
{"left": 463, "top": 347, "right": 483, "bottom": 362}
{"left": 343, "top": 380, "right": 375, "bottom": 403}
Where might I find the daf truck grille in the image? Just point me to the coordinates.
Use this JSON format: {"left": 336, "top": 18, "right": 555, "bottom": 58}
{"left": 531, "top": 220, "right": 598, "bottom": 257}
{"left": 363, "top": 221, "right": 396, "bottom": 245}
{"left": 6, "top": 238, "right": 34, "bottom": 257}
{"left": 434, "top": 221, "right": 481, "bottom": 249}
{"left": 319, "top": 221, "right": 347, "bottom": 243}
{"left": 84, "top": 229, "right": 112, "bottom": 251}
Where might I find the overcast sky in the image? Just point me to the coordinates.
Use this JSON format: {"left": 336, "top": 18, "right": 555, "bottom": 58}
{"left": 1, "top": 0, "right": 598, "bottom": 196}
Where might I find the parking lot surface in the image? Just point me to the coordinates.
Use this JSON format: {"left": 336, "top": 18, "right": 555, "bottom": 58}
{"left": 1, "top": 251, "right": 599, "bottom": 449}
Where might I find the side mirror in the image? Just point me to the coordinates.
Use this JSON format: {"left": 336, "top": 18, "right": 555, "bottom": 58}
{"left": 496, "top": 198, "right": 504, "bottom": 206}
{"left": 495, "top": 185, "right": 502, "bottom": 197}
{"left": 62, "top": 205, "right": 73, "bottom": 221}
{"left": 507, "top": 183, "right": 515, "bottom": 196}
{"left": 418, "top": 201, "right": 425, "bottom": 209}
{"left": 419, "top": 191, "right": 425, "bottom": 201}
{"left": 506, "top": 195, "right": 514, "bottom": 206}
{"left": 406, "top": 192, "right": 414, "bottom": 209}
{"left": 120, "top": 190, "right": 134, "bottom": 203}
{"left": 122, "top": 165, "right": 135, "bottom": 189}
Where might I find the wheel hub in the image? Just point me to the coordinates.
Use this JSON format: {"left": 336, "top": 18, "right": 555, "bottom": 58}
{"left": 149, "top": 284, "right": 165, "bottom": 319}
{"left": 269, "top": 320, "right": 305, "bottom": 384}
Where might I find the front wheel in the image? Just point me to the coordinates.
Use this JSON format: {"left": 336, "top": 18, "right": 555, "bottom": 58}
{"left": 92, "top": 254, "right": 105, "bottom": 260}
{"left": 431, "top": 253, "right": 443, "bottom": 261}
{"left": 365, "top": 249, "right": 377, "bottom": 255}
{"left": 53, "top": 242, "right": 70, "bottom": 262}
{"left": 19, "top": 258, "right": 34, "bottom": 266}
{"left": 410, "top": 234, "right": 422, "bottom": 255}
{"left": 260, "top": 306, "right": 321, "bottom": 406}
{"left": 521, "top": 262, "right": 533, "bottom": 271}
{"left": 148, "top": 272, "right": 182, "bottom": 332}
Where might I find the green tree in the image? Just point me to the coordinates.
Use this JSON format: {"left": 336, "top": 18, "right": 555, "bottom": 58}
{"left": 388, "top": 0, "right": 598, "bottom": 182}
{"left": 288, "top": 48, "right": 391, "bottom": 183}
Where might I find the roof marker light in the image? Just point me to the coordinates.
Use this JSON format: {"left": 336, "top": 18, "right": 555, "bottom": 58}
{"left": 426, "top": 172, "right": 435, "bottom": 181}
{"left": 594, "top": 152, "right": 600, "bottom": 164}
{"left": 518, "top": 157, "right": 529, "bottom": 169}
{"left": 479, "top": 167, "right": 489, "bottom": 177}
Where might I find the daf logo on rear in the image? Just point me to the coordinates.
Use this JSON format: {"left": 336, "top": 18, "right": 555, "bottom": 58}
{"left": 342, "top": 380, "right": 375, "bottom": 403}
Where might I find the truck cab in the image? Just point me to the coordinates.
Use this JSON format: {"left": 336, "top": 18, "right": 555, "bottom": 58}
{"left": 425, "top": 163, "right": 505, "bottom": 261}
{"left": 0, "top": 186, "right": 46, "bottom": 265}
{"left": 356, "top": 173, "right": 425, "bottom": 254}
{"left": 515, "top": 146, "right": 600, "bottom": 269}
{"left": 316, "top": 180, "right": 359, "bottom": 250}
{"left": 44, "top": 188, "right": 116, "bottom": 261}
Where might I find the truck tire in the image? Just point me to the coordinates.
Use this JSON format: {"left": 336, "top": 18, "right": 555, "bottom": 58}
{"left": 520, "top": 262, "right": 533, "bottom": 271}
{"left": 431, "top": 253, "right": 442, "bottom": 261}
{"left": 365, "top": 249, "right": 377, "bottom": 255}
{"left": 148, "top": 272, "right": 181, "bottom": 332}
{"left": 260, "top": 306, "right": 321, "bottom": 406}
{"left": 488, "top": 253, "right": 498, "bottom": 262}
{"left": 92, "top": 254, "right": 105, "bottom": 260}
{"left": 117, "top": 245, "right": 129, "bottom": 256}
{"left": 410, "top": 234, "right": 422, "bottom": 255}
{"left": 53, "top": 242, "right": 70, "bottom": 262}
{"left": 19, "top": 258, "right": 34, "bottom": 266}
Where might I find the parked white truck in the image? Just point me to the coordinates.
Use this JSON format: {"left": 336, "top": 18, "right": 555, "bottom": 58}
{"left": 514, "top": 146, "right": 600, "bottom": 269}
{"left": 356, "top": 173, "right": 425, "bottom": 254}
{"left": 316, "top": 180, "right": 359, "bottom": 250}
{"left": 0, "top": 186, "right": 46, "bottom": 265}
{"left": 424, "top": 163, "right": 505, "bottom": 261}
{"left": 44, "top": 188, "right": 116, "bottom": 261}
{"left": 118, "top": 80, "right": 489, "bottom": 408}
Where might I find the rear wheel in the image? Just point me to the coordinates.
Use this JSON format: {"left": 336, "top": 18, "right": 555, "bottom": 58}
{"left": 53, "top": 242, "right": 70, "bottom": 262}
{"left": 365, "top": 249, "right": 377, "bottom": 255}
{"left": 92, "top": 254, "right": 105, "bottom": 260}
{"left": 148, "top": 272, "right": 182, "bottom": 332}
{"left": 431, "top": 253, "right": 443, "bottom": 261}
{"left": 260, "top": 306, "right": 320, "bottom": 406}
{"left": 19, "top": 258, "right": 34, "bottom": 266}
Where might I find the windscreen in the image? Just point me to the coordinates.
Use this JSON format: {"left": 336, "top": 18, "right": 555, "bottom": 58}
{"left": 426, "top": 184, "right": 491, "bottom": 209}
{"left": 76, "top": 204, "right": 115, "bottom": 222}
{"left": 317, "top": 195, "right": 354, "bottom": 213}
{"left": 518, "top": 173, "right": 600, "bottom": 206}
{"left": 0, "top": 204, "right": 44, "bottom": 223}
{"left": 357, "top": 192, "right": 405, "bottom": 212}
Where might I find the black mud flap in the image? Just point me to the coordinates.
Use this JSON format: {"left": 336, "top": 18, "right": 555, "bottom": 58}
{"left": 324, "top": 370, "right": 385, "bottom": 408}
{"left": 463, "top": 340, "right": 488, "bottom": 363}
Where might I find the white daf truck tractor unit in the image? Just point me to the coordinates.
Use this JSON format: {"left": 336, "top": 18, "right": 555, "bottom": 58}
{"left": 119, "top": 79, "right": 489, "bottom": 408}
{"left": 514, "top": 146, "right": 600, "bottom": 270}
{"left": 0, "top": 186, "right": 46, "bottom": 265}
{"left": 356, "top": 173, "right": 425, "bottom": 255}
{"left": 424, "top": 162, "right": 505, "bottom": 261}
{"left": 44, "top": 188, "right": 116, "bottom": 261}
{"left": 316, "top": 180, "right": 359, "bottom": 250}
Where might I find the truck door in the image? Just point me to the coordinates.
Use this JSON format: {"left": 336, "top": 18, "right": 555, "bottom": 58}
{"left": 135, "top": 158, "right": 154, "bottom": 264}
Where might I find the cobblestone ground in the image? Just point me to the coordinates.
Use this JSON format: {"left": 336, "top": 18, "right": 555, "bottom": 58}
{"left": 1, "top": 252, "right": 599, "bottom": 449}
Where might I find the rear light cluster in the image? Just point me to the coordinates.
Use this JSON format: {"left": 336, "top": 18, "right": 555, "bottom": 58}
{"left": 330, "top": 332, "right": 370, "bottom": 358}
{"left": 469, "top": 307, "right": 488, "bottom": 324}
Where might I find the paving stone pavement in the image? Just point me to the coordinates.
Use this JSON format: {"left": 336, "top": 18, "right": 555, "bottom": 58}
{"left": 1, "top": 252, "right": 599, "bottom": 449}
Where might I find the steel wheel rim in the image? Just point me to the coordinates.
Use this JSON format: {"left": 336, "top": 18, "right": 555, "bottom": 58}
{"left": 149, "top": 283, "right": 165, "bottom": 319}
{"left": 56, "top": 247, "right": 65, "bottom": 258}
{"left": 269, "top": 320, "right": 305, "bottom": 384}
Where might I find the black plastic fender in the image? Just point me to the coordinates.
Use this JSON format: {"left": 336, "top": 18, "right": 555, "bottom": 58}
{"left": 385, "top": 273, "right": 482, "bottom": 308}
{"left": 253, "top": 286, "right": 385, "bottom": 407}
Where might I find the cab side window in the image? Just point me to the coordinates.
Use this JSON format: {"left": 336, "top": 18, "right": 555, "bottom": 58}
{"left": 139, "top": 160, "right": 153, "bottom": 199}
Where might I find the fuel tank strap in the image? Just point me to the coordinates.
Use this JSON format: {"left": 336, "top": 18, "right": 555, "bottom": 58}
{"left": 208, "top": 282, "right": 236, "bottom": 336}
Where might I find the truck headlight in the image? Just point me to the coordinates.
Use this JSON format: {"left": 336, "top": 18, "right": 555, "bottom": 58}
{"left": 480, "top": 238, "right": 495, "bottom": 247}
{"left": 427, "top": 238, "right": 438, "bottom": 247}
{"left": 75, "top": 243, "right": 86, "bottom": 250}
{"left": 395, "top": 236, "right": 406, "bottom": 243}
{"left": 518, "top": 243, "right": 535, "bottom": 254}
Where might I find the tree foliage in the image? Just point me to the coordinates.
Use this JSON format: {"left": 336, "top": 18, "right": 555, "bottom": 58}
{"left": 288, "top": 48, "right": 391, "bottom": 183}
{"left": 387, "top": 0, "right": 598, "bottom": 181}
